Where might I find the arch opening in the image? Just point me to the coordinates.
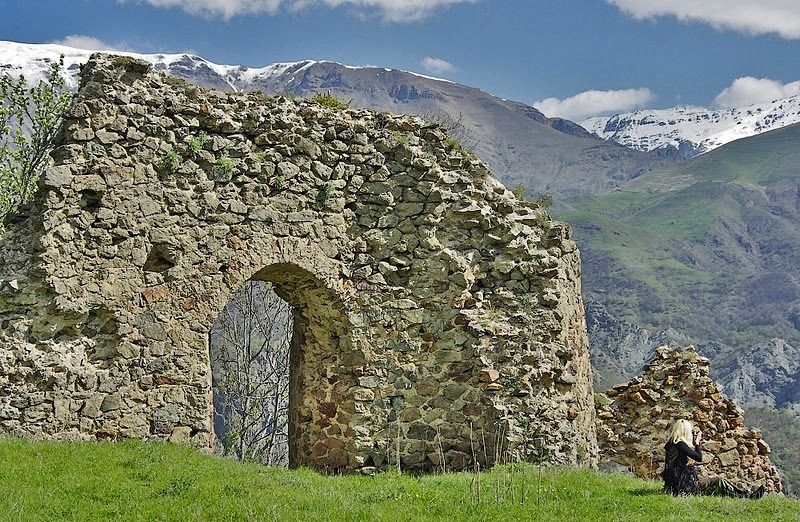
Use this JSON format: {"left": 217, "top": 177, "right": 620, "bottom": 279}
{"left": 210, "top": 280, "right": 292, "bottom": 466}
{"left": 208, "top": 263, "right": 352, "bottom": 471}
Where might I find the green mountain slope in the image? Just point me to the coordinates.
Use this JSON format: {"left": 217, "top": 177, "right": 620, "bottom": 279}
{"left": 557, "top": 124, "right": 800, "bottom": 493}
{"left": 557, "top": 123, "right": 800, "bottom": 347}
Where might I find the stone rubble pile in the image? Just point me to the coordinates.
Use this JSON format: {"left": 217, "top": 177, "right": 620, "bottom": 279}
{"left": 596, "top": 346, "right": 783, "bottom": 493}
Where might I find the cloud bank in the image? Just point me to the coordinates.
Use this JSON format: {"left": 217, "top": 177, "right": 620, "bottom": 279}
{"left": 50, "top": 35, "right": 126, "bottom": 51}
{"left": 607, "top": 0, "right": 800, "bottom": 39}
{"left": 420, "top": 56, "right": 454, "bottom": 74}
{"left": 534, "top": 88, "right": 655, "bottom": 121}
{"left": 714, "top": 76, "right": 800, "bottom": 108}
{"left": 124, "top": 0, "right": 477, "bottom": 22}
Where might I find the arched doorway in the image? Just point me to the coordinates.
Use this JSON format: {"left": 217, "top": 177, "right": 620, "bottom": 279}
{"left": 210, "top": 280, "right": 292, "bottom": 465}
{"left": 208, "top": 263, "right": 353, "bottom": 471}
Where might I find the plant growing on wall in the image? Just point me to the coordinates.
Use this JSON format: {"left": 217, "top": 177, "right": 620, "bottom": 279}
{"left": 312, "top": 91, "right": 350, "bottom": 110}
{"left": 211, "top": 153, "right": 236, "bottom": 182}
{"left": 159, "top": 150, "right": 181, "bottom": 174}
{"left": 316, "top": 183, "right": 333, "bottom": 206}
{"left": 511, "top": 183, "right": 553, "bottom": 209}
{"left": 186, "top": 132, "right": 209, "bottom": 158}
{"left": 272, "top": 175, "right": 286, "bottom": 190}
{"left": 0, "top": 56, "right": 72, "bottom": 229}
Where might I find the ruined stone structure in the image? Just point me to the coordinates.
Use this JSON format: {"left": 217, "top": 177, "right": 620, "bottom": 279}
{"left": 0, "top": 55, "right": 598, "bottom": 473}
{"left": 596, "top": 347, "right": 783, "bottom": 493}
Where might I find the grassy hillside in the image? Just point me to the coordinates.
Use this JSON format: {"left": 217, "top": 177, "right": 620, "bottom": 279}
{"left": 556, "top": 123, "right": 800, "bottom": 500}
{"left": 0, "top": 440, "right": 797, "bottom": 522}
{"left": 556, "top": 123, "right": 800, "bottom": 347}
{"left": 630, "top": 122, "right": 800, "bottom": 189}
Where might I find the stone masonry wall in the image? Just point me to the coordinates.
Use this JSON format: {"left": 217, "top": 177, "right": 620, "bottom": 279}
{"left": 0, "top": 55, "right": 598, "bottom": 473}
{"left": 596, "top": 346, "right": 782, "bottom": 493}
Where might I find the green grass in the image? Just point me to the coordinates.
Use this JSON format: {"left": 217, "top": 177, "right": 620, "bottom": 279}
{"left": 563, "top": 182, "right": 734, "bottom": 242}
{"left": 558, "top": 209, "right": 712, "bottom": 283}
{"left": 0, "top": 439, "right": 797, "bottom": 521}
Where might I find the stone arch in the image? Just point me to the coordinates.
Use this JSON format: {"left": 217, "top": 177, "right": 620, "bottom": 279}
{"left": 0, "top": 54, "right": 599, "bottom": 473}
{"left": 208, "top": 254, "right": 356, "bottom": 470}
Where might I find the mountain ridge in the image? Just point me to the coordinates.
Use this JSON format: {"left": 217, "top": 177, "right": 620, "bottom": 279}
{"left": 581, "top": 95, "right": 800, "bottom": 157}
{"left": 0, "top": 39, "right": 674, "bottom": 198}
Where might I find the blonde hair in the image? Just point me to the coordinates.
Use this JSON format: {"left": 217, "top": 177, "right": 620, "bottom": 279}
{"left": 669, "top": 419, "right": 694, "bottom": 446}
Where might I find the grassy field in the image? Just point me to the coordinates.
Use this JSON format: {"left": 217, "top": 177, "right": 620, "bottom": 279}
{"left": 0, "top": 439, "right": 798, "bottom": 521}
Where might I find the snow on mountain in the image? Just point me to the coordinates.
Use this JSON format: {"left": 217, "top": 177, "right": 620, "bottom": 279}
{"left": 581, "top": 96, "right": 800, "bottom": 157}
{"left": 1, "top": 39, "right": 674, "bottom": 198}
{"left": 0, "top": 40, "right": 453, "bottom": 92}
{"left": 0, "top": 40, "right": 330, "bottom": 91}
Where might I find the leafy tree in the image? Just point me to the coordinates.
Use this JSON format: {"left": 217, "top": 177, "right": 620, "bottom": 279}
{"left": 0, "top": 56, "right": 73, "bottom": 228}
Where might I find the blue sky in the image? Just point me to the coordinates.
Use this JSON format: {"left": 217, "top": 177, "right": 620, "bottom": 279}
{"left": 2, "top": 0, "right": 800, "bottom": 120}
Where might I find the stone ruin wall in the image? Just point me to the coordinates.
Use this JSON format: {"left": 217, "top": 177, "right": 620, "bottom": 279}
{"left": 596, "top": 346, "right": 783, "bottom": 493}
{"left": 0, "top": 55, "right": 598, "bottom": 473}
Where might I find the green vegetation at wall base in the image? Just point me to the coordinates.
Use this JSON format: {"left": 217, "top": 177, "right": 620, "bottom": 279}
{"left": 0, "top": 439, "right": 797, "bottom": 521}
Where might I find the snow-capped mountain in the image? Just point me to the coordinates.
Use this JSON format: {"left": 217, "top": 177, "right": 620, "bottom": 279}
{"left": 0, "top": 40, "right": 443, "bottom": 92}
{"left": 582, "top": 96, "right": 800, "bottom": 157}
{"left": 1, "top": 40, "right": 672, "bottom": 198}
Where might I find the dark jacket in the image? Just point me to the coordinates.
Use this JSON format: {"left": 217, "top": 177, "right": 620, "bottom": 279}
{"left": 662, "top": 440, "right": 703, "bottom": 495}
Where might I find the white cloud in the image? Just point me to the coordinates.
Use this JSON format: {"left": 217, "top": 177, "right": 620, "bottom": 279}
{"left": 126, "top": 0, "right": 282, "bottom": 19}
{"left": 420, "top": 56, "right": 454, "bottom": 74}
{"left": 50, "top": 35, "right": 126, "bottom": 51}
{"left": 534, "top": 88, "right": 655, "bottom": 121}
{"left": 607, "top": 0, "right": 800, "bottom": 39}
{"left": 713, "top": 76, "right": 800, "bottom": 108}
{"left": 124, "top": 0, "right": 477, "bottom": 21}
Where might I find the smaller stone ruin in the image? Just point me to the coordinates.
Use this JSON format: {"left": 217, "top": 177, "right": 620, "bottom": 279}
{"left": 596, "top": 346, "right": 783, "bottom": 493}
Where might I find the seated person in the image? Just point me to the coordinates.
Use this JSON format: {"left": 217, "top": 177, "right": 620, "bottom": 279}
{"left": 662, "top": 419, "right": 766, "bottom": 499}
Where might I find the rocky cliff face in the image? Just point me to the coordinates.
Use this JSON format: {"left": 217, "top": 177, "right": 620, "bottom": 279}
{"left": 586, "top": 301, "right": 800, "bottom": 416}
{"left": 0, "top": 54, "right": 598, "bottom": 473}
{"left": 714, "top": 339, "right": 800, "bottom": 412}
{"left": 596, "top": 347, "right": 783, "bottom": 493}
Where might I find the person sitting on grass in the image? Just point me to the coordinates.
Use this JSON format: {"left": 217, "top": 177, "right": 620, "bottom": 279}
{"left": 662, "top": 419, "right": 766, "bottom": 499}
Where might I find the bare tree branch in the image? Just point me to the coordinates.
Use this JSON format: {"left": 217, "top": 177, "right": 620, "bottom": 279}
{"left": 210, "top": 280, "right": 292, "bottom": 466}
